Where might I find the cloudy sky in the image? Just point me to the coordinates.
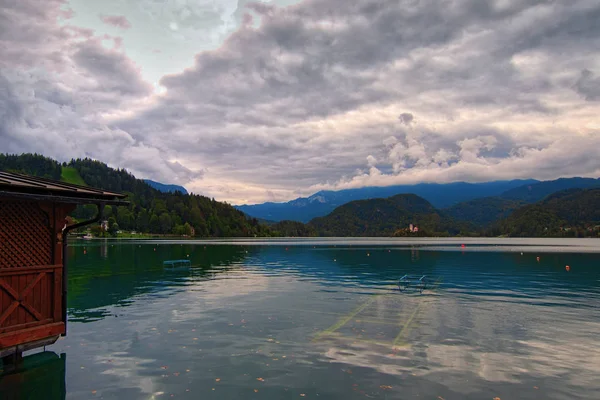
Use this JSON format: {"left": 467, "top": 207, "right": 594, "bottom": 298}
{"left": 1, "top": 0, "right": 599, "bottom": 204}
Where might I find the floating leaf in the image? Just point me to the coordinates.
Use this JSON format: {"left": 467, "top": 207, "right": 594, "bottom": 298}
{"left": 380, "top": 385, "right": 392, "bottom": 390}
{"left": 300, "top": 394, "right": 306, "bottom": 397}
{"left": 92, "top": 390, "right": 97, "bottom": 394}
{"left": 215, "top": 378, "right": 221, "bottom": 382}
{"left": 254, "top": 389, "right": 259, "bottom": 393}
{"left": 257, "top": 378, "right": 265, "bottom": 382}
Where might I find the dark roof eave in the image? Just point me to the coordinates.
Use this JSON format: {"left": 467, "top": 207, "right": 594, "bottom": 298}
{"left": 0, "top": 190, "right": 130, "bottom": 206}
{"left": 0, "top": 171, "right": 127, "bottom": 199}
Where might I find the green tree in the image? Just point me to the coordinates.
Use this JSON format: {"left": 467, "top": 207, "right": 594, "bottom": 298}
{"left": 3, "top": 153, "right": 276, "bottom": 238}
{"left": 136, "top": 209, "right": 150, "bottom": 232}
{"left": 108, "top": 219, "right": 119, "bottom": 236}
{"left": 103, "top": 205, "right": 113, "bottom": 219}
{"left": 159, "top": 213, "right": 172, "bottom": 234}
{"left": 172, "top": 224, "right": 185, "bottom": 235}
{"left": 117, "top": 206, "right": 134, "bottom": 230}
{"left": 149, "top": 214, "right": 160, "bottom": 233}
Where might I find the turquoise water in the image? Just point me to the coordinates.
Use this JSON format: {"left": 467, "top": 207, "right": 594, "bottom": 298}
{"left": 2, "top": 239, "right": 600, "bottom": 399}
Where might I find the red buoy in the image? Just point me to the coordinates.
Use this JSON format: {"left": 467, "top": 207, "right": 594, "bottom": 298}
{"left": 566, "top": 265, "right": 570, "bottom": 272}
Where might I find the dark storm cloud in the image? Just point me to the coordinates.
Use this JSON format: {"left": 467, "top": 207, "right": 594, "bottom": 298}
{"left": 399, "top": 113, "right": 414, "bottom": 125}
{"left": 0, "top": 0, "right": 199, "bottom": 186}
{"left": 2, "top": 0, "right": 600, "bottom": 203}
{"left": 0, "top": 73, "right": 25, "bottom": 151}
{"left": 72, "top": 39, "right": 152, "bottom": 96}
{"left": 574, "top": 69, "right": 600, "bottom": 101}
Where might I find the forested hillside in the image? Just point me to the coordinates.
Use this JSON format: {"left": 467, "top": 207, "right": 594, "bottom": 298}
{"left": 308, "top": 194, "right": 474, "bottom": 237}
{"left": 0, "top": 153, "right": 62, "bottom": 180}
{"left": 1, "top": 153, "right": 273, "bottom": 237}
{"left": 489, "top": 189, "right": 600, "bottom": 237}
{"left": 271, "top": 220, "right": 317, "bottom": 237}
{"left": 3, "top": 153, "right": 599, "bottom": 238}
{"left": 444, "top": 197, "right": 526, "bottom": 228}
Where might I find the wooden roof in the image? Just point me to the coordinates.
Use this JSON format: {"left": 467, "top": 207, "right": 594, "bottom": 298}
{"left": 0, "top": 171, "right": 128, "bottom": 205}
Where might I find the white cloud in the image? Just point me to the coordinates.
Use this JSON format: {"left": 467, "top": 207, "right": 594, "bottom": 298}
{"left": 1, "top": 0, "right": 600, "bottom": 204}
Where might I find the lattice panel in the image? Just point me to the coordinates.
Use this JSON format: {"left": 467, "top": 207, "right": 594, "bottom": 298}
{"left": 0, "top": 201, "right": 52, "bottom": 268}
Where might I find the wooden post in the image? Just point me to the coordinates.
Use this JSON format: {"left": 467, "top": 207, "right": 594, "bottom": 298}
{"left": 2, "top": 351, "right": 23, "bottom": 369}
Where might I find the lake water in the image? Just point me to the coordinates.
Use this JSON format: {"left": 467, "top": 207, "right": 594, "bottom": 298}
{"left": 2, "top": 238, "right": 600, "bottom": 399}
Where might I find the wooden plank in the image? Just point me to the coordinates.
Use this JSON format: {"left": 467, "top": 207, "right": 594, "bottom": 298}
{"left": 33, "top": 269, "right": 41, "bottom": 324}
{"left": 0, "top": 265, "right": 61, "bottom": 277}
{"left": 21, "top": 272, "right": 45, "bottom": 299}
{"left": 20, "top": 273, "right": 46, "bottom": 323}
{"left": 53, "top": 271, "right": 61, "bottom": 322}
{"left": 43, "top": 270, "right": 49, "bottom": 320}
{"left": 0, "top": 283, "right": 6, "bottom": 327}
{"left": 19, "top": 274, "right": 27, "bottom": 324}
{"left": 0, "top": 322, "right": 65, "bottom": 349}
{"left": 0, "top": 319, "right": 53, "bottom": 335}
{"left": 0, "top": 279, "right": 19, "bottom": 301}
{"left": 21, "top": 300, "right": 44, "bottom": 322}
{"left": 0, "top": 301, "right": 19, "bottom": 326}
{"left": 0, "top": 276, "right": 20, "bottom": 327}
{"left": 8, "top": 276, "right": 18, "bottom": 328}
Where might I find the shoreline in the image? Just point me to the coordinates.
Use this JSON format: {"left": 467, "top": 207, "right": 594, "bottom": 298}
{"left": 67, "top": 236, "right": 600, "bottom": 253}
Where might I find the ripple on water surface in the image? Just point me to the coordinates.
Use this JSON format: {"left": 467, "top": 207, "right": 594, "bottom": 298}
{"left": 2, "top": 239, "right": 599, "bottom": 400}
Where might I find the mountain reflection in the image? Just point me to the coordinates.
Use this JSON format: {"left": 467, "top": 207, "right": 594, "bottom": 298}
{"left": 66, "top": 242, "right": 255, "bottom": 322}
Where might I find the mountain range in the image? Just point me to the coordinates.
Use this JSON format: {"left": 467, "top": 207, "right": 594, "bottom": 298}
{"left": 143, "top": 179, "right": 188, "bottom": 194}
{"left": 2, "top": 152, "right": 599, "bottom": 238}
{"left": 305, "top": 188, "right": 600, "bottom": 238}
{"left": 236, "top": 178, "right": 600, "bottom": 223}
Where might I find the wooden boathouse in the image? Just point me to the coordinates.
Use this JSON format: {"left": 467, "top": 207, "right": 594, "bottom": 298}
{"left": 0, "top": 171, "right": 127, "bottom": 365}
